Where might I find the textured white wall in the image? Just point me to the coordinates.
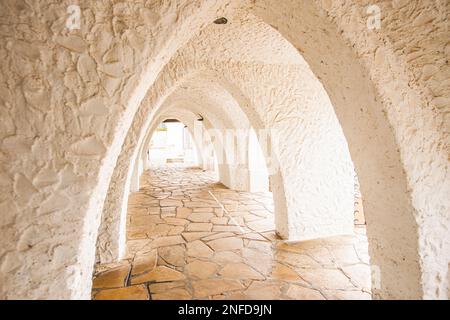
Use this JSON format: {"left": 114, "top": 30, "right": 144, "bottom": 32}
{"left": 254, "top": 0, "right": 449, "bottom": 298}
{"left": 97, "top": 102, "right": 238, "bottom": 264}
{"left": 0, "top": 0, "right": 240, "bottom": 299}
{"left": 97, "top": 47, "right": 355, "bottom": 269}
{"left": 0, "top": 0, "right": 447, "bottom": 300}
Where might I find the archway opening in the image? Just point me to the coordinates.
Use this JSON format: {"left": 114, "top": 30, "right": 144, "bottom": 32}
{"left": 0, "top": 0, "right": 446, "bottom": 301}
{"left": 147, "top": 120, "right": 200, "bottom": 168}
{"left": 92, "top": 8, "right": 376, "bottom": 300}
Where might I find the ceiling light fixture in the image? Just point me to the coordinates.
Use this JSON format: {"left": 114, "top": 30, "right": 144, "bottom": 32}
{"left": 162, "top": 119, "right": 179, "bottom": 123}
{"left": 213, "top": 17, "right": 228, "bottom": 24}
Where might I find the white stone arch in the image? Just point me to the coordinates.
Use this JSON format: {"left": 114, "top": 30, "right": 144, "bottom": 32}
{"left": 96, "top": 47, "right": 357, "bottom": 278}
{"left": 130, "top": 109, "right": 207, "bottom": 192}
{"left": 165, "top": 57, "right": 356, "bottom": 245}
{"left": 249, "top": 0, "right": 449, "bottom": 299}
{"left": 1, "top": 0, "right": 246, "bottom": 299}
{"left": 133, "top": 104, "right": 237, "bottom": 191}
{"left": 95, "top": 0, "right": 450, "bottom": 299}
{"left": 96, "top": 72, "right": 261, "bottom": 263}
{"left": 151, "top": 84, "right": 253, "bottom": 192}
{"left": 1, "top": 0, "right": 447, "bottom": 301}
{"left": 141, "top": 111, "right": 207, "bottom": 171}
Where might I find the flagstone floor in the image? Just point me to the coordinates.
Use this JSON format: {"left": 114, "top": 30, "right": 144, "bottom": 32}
{"left": 92, "top": 166, "right": 372, "bottom": 300}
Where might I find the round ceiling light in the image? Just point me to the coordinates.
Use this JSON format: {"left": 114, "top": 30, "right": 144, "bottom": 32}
{"left": 213, "top": 17, "right": 228, "bottom": 24}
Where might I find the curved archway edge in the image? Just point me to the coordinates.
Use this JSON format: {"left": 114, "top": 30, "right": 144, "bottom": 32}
{"left": 1, "top": 0, "right": 447, "bottom": 300}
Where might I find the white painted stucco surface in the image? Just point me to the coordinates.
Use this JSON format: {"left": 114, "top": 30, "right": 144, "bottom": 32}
{"left": 0, "top": 0, "right": 448, "bottom": 300}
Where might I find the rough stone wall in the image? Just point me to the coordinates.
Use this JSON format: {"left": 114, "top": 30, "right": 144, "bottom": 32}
{"left": 175, "top": 22, "right": 356, "bottom": 240}
{"left": 96, "top": 72, "right": 251, "bottom": 263}
{"left": 0, "top": 0, "right": 239, "bottom": 299}
{"left": 97, "top": 26, "right": 355, "bottom": 267}
{"left": 253, "top": 0, "right": 449, "bottom": 299}
{"left": 315, "top": 0, "right": 450, "bottom": 300}
{"left": 0, "top": 0, "right": 447, "bottom": 300}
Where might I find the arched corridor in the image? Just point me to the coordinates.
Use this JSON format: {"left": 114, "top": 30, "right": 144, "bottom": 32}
{"left": 0, "top": 0, "right": 448, "bottom": 301}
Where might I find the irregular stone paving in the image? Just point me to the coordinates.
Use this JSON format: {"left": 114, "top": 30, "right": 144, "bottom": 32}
{"left": 92, "top": 166, "right": 372, "bottom": 300}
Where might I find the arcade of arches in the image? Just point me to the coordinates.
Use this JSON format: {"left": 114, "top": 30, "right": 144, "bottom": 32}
{"left": 0, "top": 0, "right": 449, "bottom": 300}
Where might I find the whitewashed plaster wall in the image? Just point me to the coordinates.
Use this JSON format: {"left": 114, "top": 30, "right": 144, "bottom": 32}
{"left": 171, "top": 47, "right": 356, "bottom": 242}
{"left": 96, "top": 25, "right": 356, "bottom": 274}
{"left": 0, "top": 0, "right": 447, "bottom": 300}
{"left": 97, "top": 108, "right": 210, "bottom": 264}
{"left": 252, "top": 0, "right": 449, "bottom": 299}
{"left": 0, "top": 0, "right": 244, "bottom": 299}
{"left": 96, "top": 82, "right": 252, "bottom": 263}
